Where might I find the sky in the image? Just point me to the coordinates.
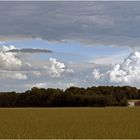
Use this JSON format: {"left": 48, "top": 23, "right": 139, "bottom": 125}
{"left": 1, "top": 1, "right": 140, "bottom": 91}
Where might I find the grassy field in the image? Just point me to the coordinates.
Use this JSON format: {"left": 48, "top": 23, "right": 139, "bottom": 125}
{"left": 0, "top": 107, "right": 139, "bottom": 139}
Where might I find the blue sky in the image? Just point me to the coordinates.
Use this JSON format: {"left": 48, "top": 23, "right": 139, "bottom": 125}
{"left": 0, "top": 1, "right": 140, "bottom": 91}
{"left": 3, "top": 39, "right": 130, "bottom": 62}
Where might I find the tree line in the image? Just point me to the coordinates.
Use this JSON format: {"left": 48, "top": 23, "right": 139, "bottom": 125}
{"left": 0, "top": 86, "right": 140, "bottom": 107}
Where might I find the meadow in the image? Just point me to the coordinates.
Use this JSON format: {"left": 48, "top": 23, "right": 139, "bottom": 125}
{"left": 0, "top": 107, "right": 139, "bottom": 139}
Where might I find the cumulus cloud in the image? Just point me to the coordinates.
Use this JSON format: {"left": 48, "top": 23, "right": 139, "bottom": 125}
{"left": 44, "top": 58, "right": 74, "bottom": 77}
{"left": 92, "top": 51, "right": 140, "bottom": 87}
{"left": 0, "top": 45, "right": 74, "bottom": 80}
{"left": 0, "top": 52, "right": 22, "bottom": 70}
{"left": 0, "top": 2, "right": 140, "bottom": 48}
{"left": 0, "top": 45, "right": 30, "bottom": 79}
{"left": 92, "top": 69, "right": 102, "bottom": 80}
{"left": 0, "top": 45, "right": 30, "bottom": 70}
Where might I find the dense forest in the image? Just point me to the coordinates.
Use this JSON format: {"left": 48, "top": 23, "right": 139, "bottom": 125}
{"left": 0, "top": 86, "right": 140, "bottom": 107}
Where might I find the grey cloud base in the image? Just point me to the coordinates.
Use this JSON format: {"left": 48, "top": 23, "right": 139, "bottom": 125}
{"left": 7, "top": 48, "right": 53, "bottom": 53}
{"left": 0, "top": 2, "right": 140, "bottom": 48}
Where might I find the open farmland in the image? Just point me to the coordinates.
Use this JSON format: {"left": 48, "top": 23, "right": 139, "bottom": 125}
{"left": 0, "top": 107, "right": 140, "bottom": 139}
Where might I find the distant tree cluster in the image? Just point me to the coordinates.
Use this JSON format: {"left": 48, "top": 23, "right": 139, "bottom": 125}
{"left": 0, "top": 86, "right": 140, "bottom": 107}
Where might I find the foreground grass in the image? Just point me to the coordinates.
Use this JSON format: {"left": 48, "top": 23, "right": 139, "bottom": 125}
{"left": 0, "top": 107, "right": 140, "bottom": 139}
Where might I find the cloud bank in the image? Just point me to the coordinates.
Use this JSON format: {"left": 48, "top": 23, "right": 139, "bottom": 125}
{"left": 1, "top": 45, "right": 140, "bottom": 90}
{"left": 92, "top": 51, "right": 140, "bottom": 87}
{"left": 0, "top": 2, "right": 140, "bottom": 48}
{"left": 0, "top": 45, "right": 73, "bottom": 80}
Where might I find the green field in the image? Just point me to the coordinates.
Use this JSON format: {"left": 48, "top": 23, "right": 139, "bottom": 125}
{"left": 0, "top": 107, "right": 140, "bottom": 139}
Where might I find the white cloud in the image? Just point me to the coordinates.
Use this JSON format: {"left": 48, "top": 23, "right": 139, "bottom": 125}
{"left": 0, "top": 45, "right": 31, "bottom": 70}
{"left": 26, "top": 81, "right": 77, "bottom": 89}
{"left": 44, "top": 57, "right": 74, "bottom": 77}
{"left": 92, "top": 51, "right": 140, "bottom": 87}
{"left": 92, "top": 69, "right": 102, "bottom": 80}
{"left": 0, "top": 45, "right": 15, "bottom": 52}
{"left": 0, "top": 70, "right": 27, "bottom": 80}
{"left": 0, "top": 46, "right": 74, "bottom": 80}
{"left": 26, "top": 82, "right": 47, "bottom": 88}
{"left": 65, "top": 69, "right": 74, "bottom": 73}
{"left": 0, "top": 45, "right": 30, "bottom": 79}
{"left": 0, "top": 51, "right": 22, "bottom": 70}
{"left": 31, "top": 71, "right": 41, "bottom": 77}
{"left": 49, "top": 57, "right": 65, "bottom": 77}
